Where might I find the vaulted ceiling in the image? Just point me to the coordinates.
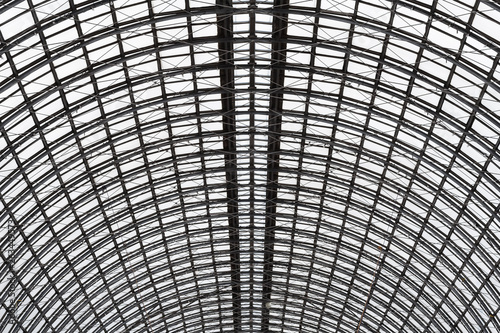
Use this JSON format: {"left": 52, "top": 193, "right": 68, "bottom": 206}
{"left": 1, "top": 0, "right": 500, "bottom": 332}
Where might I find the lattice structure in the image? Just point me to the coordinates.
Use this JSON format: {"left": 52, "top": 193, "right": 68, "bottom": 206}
{"left": 1, "top": 0, "right": 500, "bottom": 332}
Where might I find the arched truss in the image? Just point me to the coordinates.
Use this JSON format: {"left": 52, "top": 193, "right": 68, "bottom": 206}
{"left": 1, "top": 0, "right": 500, "bottom": 331}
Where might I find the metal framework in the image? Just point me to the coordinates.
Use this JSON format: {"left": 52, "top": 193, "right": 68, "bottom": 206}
{"left": 1, "top": 0, "right": 500, "bottom": 332}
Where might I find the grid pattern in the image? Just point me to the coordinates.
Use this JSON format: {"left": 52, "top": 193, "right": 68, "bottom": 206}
{"left": 1, "top": 0, "right": 500, "bottom": 332}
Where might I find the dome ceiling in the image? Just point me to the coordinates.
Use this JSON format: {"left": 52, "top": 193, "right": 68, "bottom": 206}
{"left": 1, "top": 0, "right": 500, "bottom": 332}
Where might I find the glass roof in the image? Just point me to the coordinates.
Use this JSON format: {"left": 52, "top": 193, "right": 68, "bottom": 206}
{"left": 1, "top": 0, "right": 500, "bottom": 332}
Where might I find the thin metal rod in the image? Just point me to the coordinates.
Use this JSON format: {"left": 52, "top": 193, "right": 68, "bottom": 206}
{"left": 356, "top": 246, "right": 383, "bottom": 333}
